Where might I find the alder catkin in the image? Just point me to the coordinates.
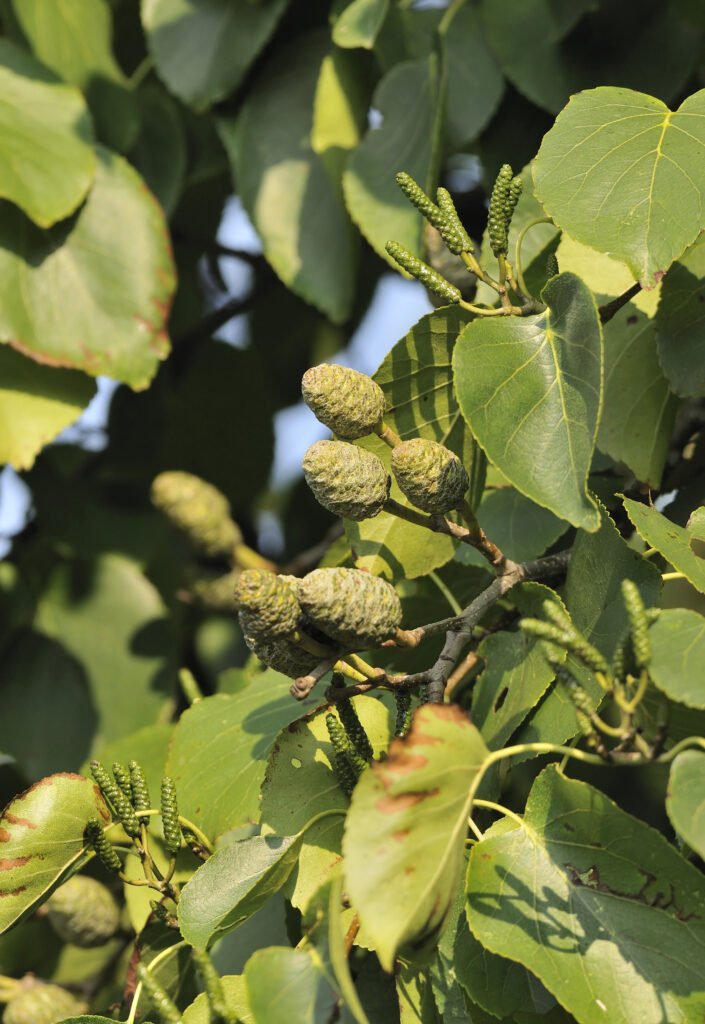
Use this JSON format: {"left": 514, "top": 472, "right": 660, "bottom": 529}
{"left": 46, "top": 875, "right": 120, "bottom": 948}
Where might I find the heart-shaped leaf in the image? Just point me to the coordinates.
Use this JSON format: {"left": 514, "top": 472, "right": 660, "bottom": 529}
{"left": 0, "top": 774, "right": 109, "bottom": 934}
{"left": 454, "top": 272, "right": 602, "bottom": 531}
{"left": 467, "top": 766, "right": 705, "bottom": 1024}
{"left": 343, "top": 705, "right": 489, "bottom": 971}
{"left": 534, "top": 87, "right": 705, "bottom": 288}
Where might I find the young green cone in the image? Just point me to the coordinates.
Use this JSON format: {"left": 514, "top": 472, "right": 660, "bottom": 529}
{"left": 235, "top": 569, "right": 301, "bottom": 639}
{"left": 302, "top": 363, "right": 386, "bottom": 439}
{"left": 244, "top": 632, "right": 324, "bottom": 678}
{"left": 46, "top": 875, "right": 120, "bottom": 948}
{"left": 391, "top": 438, "right": 469, "bottom": 514}
{"left": 298, "top": 567, "right": 402, "bottom": 648}
{"left": 303, "top": 440, "right": 389, "bottom": 521}
{"left": 151, "top": 471, "right": 240, "bottom": 560}
{"left": 3, "top": 983, "right": 86, "bottom": 1024}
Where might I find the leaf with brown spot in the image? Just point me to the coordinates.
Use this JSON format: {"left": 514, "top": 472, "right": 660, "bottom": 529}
{"left": 343, "top": 705, "right": 489, "bottom": 970}
{"left": 0, "top": 773, "right": 108, "bottom": 934}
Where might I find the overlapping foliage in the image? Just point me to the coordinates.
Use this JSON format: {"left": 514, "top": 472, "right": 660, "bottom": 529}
{"left": 2, "top": 1, "right": 705, "bottom": 1023}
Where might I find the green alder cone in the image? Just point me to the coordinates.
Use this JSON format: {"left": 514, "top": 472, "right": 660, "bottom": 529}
{"left": 3, "top": 983, "right": 87, "bottom": 1024}
{"left": 303, "top": 440, "right": 390, "bottom": 521}
{"left": 150, "top": 470, "right": 241, "bottom": 559}
{"left": 235, "top": 569, "right": 301, "bottom": 639}
{"left": 298, "top": 567, "right": 402, "bottom": 648}
{"left": 45, "top": 874, "right": 120, "bottom": 948}
{"left": 302, "top": 363, "right": 386, "bottom": 439}
{"left": 391, "top": 437, "right": 469, "bottom": 514}
{"left": 244, "top": 631, "right": 323, "bottom": 678}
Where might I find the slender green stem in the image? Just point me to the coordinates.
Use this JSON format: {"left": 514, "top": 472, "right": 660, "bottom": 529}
{"left": 438, "top": 0, "right": 467, "bottom": 33}
{"left": 662, "top": 571, "right": 687, "bottom": 581}
{"left": 178, "top": 668, "right": 203, "bottom": 705}
{"left": 178, "top": 816, "right": 214, "bottom": 855}
{"left": 513, "top": 217, "right": 553, "bottom": 298}
{"left": 472, "top": 798, "right": 525, "bottom": 829}
{"left": 642, "top": 547, "right": 659, "bottom": 559}
{"left": 428, "top": 571, "right": 463, "bottom": 616}
{"left": 375, "top": 420, "right": 402, "bottom": 448}
{"left": 128, "top": 55, "right": 154, "bottom": 89}
{"left": 458, "top": 299, "right": 514, "bottom": 316}
{"left": 125, "top": 940, "right": 187, "bottom": 1024}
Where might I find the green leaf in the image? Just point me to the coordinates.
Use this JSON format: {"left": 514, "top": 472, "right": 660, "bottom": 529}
{"left": 0, "top": 632, "right": 97, "bottom": 781}
{"left": 648, "top": 608, "right": 705, "bottom": 707}
{"left": 161, "top": 341, "right": 274, "bottom": 516}
{"left": 343, "top": 705, "right": 489, "bottom": 971}
{"left": 457, "top": 487, "right": 567, "bottom": 568}
{"left": 471, "top": 585, "right": 562, "bottom": 750}
{"left": 86, "top": 723, "right": 173, "bottom": 798}
{"left": 453, "top": 920, "right": 552, "bottom": 1020}
{"left": 0, "top": 146, "right": 175, "bottom": 389}
{"left": 565, "top": 501, "right": 662, "bottom": 657}
{"left": 311, "top": 49, "right": 369, "bottom": 185}
{"left": 454, "top": 273, "right": 602, "bottom": 531}
{"left": 534, "top": 87, "right": 705, "bottom": 289}
{"left": 221, "top": 32, "right": 358, "bottom": 324}
{"left": 343, "top": 55, "right": 441, "bottom": 263}
{"left": 467, "top": 765, "right": 705, "bottom": 1024}
{"left": 142, "top": 0, "right": 288, "bottom": 111}
{"left": 0, "top": 773, "right": 109, "bottom": 934}
{"left": 442, "top": 5, "right": 504, "bottom": 149}
{"left": 346, "top": 306, "right": 472, "bottom": 581}
{"left": 179, "top": 833, "right": 304, "bottom": 949}
{"left": 260, "top": 697, "right": 392, "bottom": 912}
{"left": 623, "top": 496, "right": 705, "bottom": 594}
{"left": 35, "top": 554, "right": 177, "bottom": 746}
{"left": 0, "top": 346, "right": 95, "bottom": 470}
{"left": 517, "top": 504, "right": 661, "bottom": 751}
{"left": 0, "top": 38, "right": 95, "bottom": 227}
{"left": 396, "top": 964, "right": 438, "bottom": 1023}
{"left": 656, "top": 234, "right": 705, "bottom": 398}
{"left": 183, "top": 975, "right": 253, "bottom": 1023}
{"left": 482, "top": 1, "right": 699, "bottom": 116}
{"left": 554, "top": 235, "right": 676, "bottom": 487}
{"left": 165, "top": 682, "right": 305, "bottom": 841}
{"left": 245, "top": 947, "right": 338, "bottom": 1024}
{"left": 11, "top": 0, "right": 138, "bottom": 152}
{"left": 333, "top": 0, "right": 389, "bottom": 49}
{"left": 667, "top": 750, "right": 705, "bottom": 859}
{"left": 129, "top": 83, "right": 187, "bottom": 215}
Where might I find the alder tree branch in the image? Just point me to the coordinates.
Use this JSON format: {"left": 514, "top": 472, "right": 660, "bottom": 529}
{"left": 324, "top": 549, "right": 571, "bottom": 705}
{"left": 384, "top": 498, "right": 507, "bottom": 571}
